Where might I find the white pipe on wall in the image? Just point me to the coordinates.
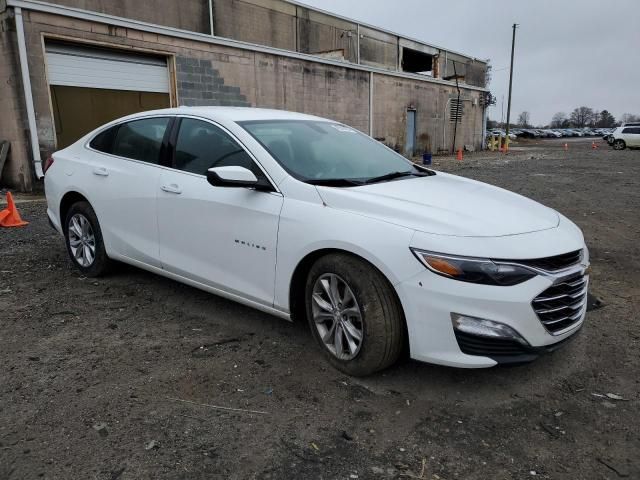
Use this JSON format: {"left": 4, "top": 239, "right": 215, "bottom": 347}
{"left": 369, "top": 71, "right": 374, "bottom": 136}
{"left": 14, "top": 6, "right": 43, "bottom": 179}
{"left": 356, "top": 24, "right": 360, "bottom": 64}
{"left": 208, "top": 0, "right": 214, "bottom": 36}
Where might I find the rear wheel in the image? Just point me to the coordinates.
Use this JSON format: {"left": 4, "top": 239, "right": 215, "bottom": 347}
{"left": 64, "top": 201, "right": 112, "bottom": 277}
{"left": 613, "top": 139, "right": 626, "bottom": 150}
{"left": 305, "top": 253, "right": 405, "bottom": 376}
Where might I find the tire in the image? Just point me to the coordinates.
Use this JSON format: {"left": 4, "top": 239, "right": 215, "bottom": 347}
{"left": 63, "top": 201, "right": 112, "bottom": 277}
{"left": 613, "top": 139, "right": 626, "bottom": 150}
{"left": 305, "top": 253, "right": 405, "bottom": 376}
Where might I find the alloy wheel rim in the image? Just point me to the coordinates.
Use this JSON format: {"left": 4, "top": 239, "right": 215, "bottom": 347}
{"left": 68, "top": 213, "right": 96, "bottom": 268}
{"left": 311, "top": 273, "right": 364, "bottom": 360}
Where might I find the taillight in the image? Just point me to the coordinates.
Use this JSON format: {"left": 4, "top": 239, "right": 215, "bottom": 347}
{"left": 43, "top": 155, "right": 54, "bottom": 175}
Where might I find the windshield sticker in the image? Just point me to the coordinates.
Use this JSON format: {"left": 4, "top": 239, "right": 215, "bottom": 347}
{"left": 331, "top": 125, "right": 357, "bottom": 133}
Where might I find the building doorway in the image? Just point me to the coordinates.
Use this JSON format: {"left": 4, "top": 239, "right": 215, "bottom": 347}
{"left": 45, "top": 42, "right": 171, "bottom": 148}
{"left": 405, "top": 109, "right": 416, "bottom": 157}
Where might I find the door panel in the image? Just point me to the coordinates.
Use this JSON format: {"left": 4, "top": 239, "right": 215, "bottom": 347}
{"left": 82, "top": 116, "right": 172, "bottom": 267}
{"left": 157, "top": 170, "right": 283, "bottom": 305}
{"left": 86, "top": 152, "right": 162, "bottom": 267}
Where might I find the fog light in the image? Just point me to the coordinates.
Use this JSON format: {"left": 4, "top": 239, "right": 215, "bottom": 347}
{"left": 451, "top": 313, "right": 528, "bottom": 345}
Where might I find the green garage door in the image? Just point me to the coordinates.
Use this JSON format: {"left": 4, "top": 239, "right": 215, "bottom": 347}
{"left": 46, "top": 42, "right": 171, "bottom": 148}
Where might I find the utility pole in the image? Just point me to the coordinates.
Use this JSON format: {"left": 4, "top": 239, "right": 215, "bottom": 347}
{"left": 505, "top": 23, "right": 518, "bottom": 151}
{"left": 451, "top": 61, "right": 461, "bottom": 154}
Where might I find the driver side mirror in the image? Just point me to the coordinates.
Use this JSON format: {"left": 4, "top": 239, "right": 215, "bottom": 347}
{"left": 207, "top": 166, "right": 272, "bottom": 191}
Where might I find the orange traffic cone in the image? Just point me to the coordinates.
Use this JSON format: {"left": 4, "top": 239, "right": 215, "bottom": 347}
{"left": 0, "top": 192, "right": 28, "bottom": 227}
{"left": 592, "top": 141, "right": 598, "bottom": 150}
{"left": 456, "top": 148, "right": 463, "bottom": 161}
{"left": 564, "top": 143, "right": 568, "bottom": 151}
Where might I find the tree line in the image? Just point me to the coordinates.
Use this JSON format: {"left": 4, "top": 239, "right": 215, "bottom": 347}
{"left": 549, "top": 108, "right": 632, "bottom": 129}
{"left": 489, "top": 108, "right": 639, "bottom": 130}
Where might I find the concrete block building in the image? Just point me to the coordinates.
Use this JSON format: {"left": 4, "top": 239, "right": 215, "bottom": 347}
{"left": 0, "top": 0, "right": 489, "bottom": 191}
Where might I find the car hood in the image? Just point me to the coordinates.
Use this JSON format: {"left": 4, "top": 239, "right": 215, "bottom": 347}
{"left": 315, "top": 172, "right": 560, "bottom": 237}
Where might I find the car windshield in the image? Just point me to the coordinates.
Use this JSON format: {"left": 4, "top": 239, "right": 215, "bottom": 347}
{"left": 239, "top": 120, "right": 429, "bottom": 185}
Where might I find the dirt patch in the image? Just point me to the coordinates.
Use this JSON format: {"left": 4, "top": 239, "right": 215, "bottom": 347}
{"left": 1, "top": 138, "right": 639, "bottom": 479}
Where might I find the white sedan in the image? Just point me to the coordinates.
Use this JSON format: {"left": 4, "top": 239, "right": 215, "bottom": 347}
{"left": 611, "top": 125, "right": 640, "bottom": 150}
{"left": 44, "top": 107, "right": 589, "bottom": 375}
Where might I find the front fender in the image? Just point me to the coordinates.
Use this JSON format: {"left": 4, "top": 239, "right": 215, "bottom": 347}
{"left": 273, "top": 197, "right": 421, "bottom": 312}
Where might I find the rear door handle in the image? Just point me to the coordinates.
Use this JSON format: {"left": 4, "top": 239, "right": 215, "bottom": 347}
{"left": 161, "top": 184, "right": 182, "bottom": 195}
{"left": 93, "top": 167, "right": 109, "bottom": 177}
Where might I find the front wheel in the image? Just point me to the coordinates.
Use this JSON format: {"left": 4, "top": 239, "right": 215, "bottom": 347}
{"left": 305, "top": 253, "right": 405, "bottom": 376}
{"left": 64, "top": 201, "right": 112, "bottom": 277}
{"left": 613, "top": 139, "right": 626, "bottom": 150}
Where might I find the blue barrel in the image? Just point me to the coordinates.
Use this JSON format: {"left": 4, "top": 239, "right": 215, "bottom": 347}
{"left": 422, "top": 153, "right": 432, "bottom": 165}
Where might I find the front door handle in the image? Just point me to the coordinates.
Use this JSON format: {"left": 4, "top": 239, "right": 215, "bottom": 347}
{"left": 161, "top": 184, "right": 182, "bottom": 195}
{"left": 93, "top": 167, "right": 109, "bottom": 177}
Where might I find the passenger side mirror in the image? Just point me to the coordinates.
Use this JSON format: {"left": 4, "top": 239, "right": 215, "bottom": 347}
{"left": 207, "top": 166, "right": 259, "bottom": 188}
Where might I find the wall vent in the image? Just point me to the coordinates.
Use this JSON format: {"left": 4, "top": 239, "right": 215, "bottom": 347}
{"left": 449, "top": 99, "right": 464, "bottom": 123}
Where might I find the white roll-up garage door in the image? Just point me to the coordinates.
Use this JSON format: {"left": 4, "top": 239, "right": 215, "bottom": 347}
{"left": 45, "top": 42, "right": 170, "bottom": 93}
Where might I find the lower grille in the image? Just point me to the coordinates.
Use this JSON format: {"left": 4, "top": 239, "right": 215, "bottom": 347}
{"left": 532, "top": 274, "right": 588, "bottom": 334}
{"left": 454, "top": 329, "right": 581, "bottom": 365}
{"left": 455, "top": 331, "right": 533, "bottom": 358}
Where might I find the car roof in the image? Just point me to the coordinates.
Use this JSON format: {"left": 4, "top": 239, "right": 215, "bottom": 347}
{"left": 127, "top": 106, "right": 330, "bottom": 123}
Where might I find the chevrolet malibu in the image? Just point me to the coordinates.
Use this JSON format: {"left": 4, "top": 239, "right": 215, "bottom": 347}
{"left": 44, "top": 107, "right": 589, "bottom": 376}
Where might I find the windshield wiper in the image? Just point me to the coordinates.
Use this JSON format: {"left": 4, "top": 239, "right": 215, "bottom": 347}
{"left": 306, "top": 178, "right": 364, "bottom": 187}
{"left": 364, "top": 170, "right": 427, "bottom": 184}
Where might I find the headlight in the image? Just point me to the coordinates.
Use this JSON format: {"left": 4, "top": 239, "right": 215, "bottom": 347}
{"left": 411, "top": 249, "right": 536, "bottom": 286}
{"left": 451, "top": 314, "right": 528, "bottom": 344}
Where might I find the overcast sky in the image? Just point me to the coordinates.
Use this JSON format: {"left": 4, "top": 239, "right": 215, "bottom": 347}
{"left": 298, "top": 0, "right": 640, "bottom": 126}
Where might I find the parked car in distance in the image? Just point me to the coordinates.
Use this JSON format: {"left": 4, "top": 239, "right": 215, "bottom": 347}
{"left": 603, "top": 129, "right": 616, "bottom": 144}
{"left": 518, "top": 129, "right": 539, "bottom": 138}
{"left": 44, "top": 107, "right": 590, "bottom": 375}
{"left": 544, "top": 130, "right": 562, "bottom": 138}
{"left": 489, "top": 129, "right": 517, "bottom": 140}
{"left": 611, "top": 126, "right": 640, "bottom": 150}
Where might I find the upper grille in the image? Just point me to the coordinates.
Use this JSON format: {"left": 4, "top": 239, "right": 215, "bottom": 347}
{"left": 532, "top": 274, "right": 588, "bottom": 334}
{"left": 516, "top": 250, "right": 583, "bottom": 272}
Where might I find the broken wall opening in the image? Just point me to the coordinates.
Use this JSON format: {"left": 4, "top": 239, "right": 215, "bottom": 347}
{"left": 401, "top": 47, "right": 433, "bottom": 75}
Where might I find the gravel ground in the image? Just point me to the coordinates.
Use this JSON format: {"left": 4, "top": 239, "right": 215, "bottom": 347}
{"left": 1, "top": 137, "right": 638, "bottom": 480}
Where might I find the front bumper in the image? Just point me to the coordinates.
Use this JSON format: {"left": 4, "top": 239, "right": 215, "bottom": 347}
{"left": 453, "top": 327, "right": 582, "bottom": 365}
{"left": 395, "top": 264, "right": 588, "bottom": 368}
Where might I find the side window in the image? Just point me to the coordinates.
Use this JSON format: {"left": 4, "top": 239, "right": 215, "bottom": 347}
{"left": 622, "top": 128, "right": 631, "bottom": 134}
{"left": 630, "top": 128, "right": 640, "bottom": 134}
{"left": 174, "top": 118, "right": 266, "bottom": 180}
{"left": 112, "top": 117, "right": 170, "bottom": 164}
{"left": 90, "top": 126, "right": 118, "bottom": 154}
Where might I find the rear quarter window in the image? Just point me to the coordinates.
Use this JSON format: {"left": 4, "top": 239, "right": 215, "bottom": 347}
{"left": 111, "top": 117, "right": 170, "bottom": 164}
{"left": 89, "top": 126, "right": 118, "bottom": 154}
